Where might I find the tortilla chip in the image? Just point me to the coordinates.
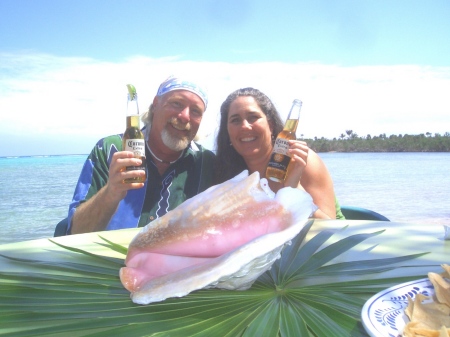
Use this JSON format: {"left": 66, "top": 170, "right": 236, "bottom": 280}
{"left": 403, "top": 321, "right": 450, "bottom": 337}
{"left": 429, "top": 271, "right": 450, "bottom": 307}
{"left": 407, "top": 294, "right": 450, "bottom": 329}
{"left": 405, "top": 295, "right": 416, "bottom": 320}
{"left": 441, "top": 264, "right": 450, "bottom": 278}
{"left": 403, "top": 266, "right": 450, "bottom": 336}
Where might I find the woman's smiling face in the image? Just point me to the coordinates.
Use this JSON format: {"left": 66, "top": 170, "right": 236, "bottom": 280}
{"left": 227, "top": 96, "right": 274, "bottom": 160}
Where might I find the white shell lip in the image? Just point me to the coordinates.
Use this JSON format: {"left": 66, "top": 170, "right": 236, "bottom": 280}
{"left": 259, "top": 178, "right": 275, "bottom": 199}
{"left": 123, "top": 170, "right": 316, "bottom": 305}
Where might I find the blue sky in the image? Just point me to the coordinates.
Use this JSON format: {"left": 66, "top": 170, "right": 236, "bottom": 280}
{"left": 1, "top": 0, "right": 449, "bottom": 156}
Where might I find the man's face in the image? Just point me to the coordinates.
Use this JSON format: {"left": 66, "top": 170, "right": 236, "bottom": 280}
{"left": 151, "top": 90, "right": 206, "bottom": 151}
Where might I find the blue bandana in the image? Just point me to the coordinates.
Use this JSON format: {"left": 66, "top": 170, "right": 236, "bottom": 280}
{"left": 156, "top": 76, "right": 208, "bottom": 109}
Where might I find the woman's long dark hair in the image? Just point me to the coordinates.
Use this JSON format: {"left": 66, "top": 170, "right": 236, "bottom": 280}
{"left": 214, "top": 87, "right": 284, "bottom": 184}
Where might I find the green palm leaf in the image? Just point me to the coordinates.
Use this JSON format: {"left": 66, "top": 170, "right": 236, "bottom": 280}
{"left": 0, "top": 221, "right": 432, "bottom": 336}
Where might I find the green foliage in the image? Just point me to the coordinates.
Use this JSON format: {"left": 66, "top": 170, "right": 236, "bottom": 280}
{"left": 302, "top": 132, "right": 450, "bottom": 152}
{"left": 0, "top": 221, "right": 430, "bottom": 337}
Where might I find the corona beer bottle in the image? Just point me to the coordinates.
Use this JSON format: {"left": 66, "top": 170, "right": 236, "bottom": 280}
{"left": 266, "top": 99, "right": 302, "bottom": 182}
{"left": 122, "top": 84, "right": 146, "bottom": 183}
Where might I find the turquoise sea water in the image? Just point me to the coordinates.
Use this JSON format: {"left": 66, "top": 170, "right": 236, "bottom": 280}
{"left": 0, "top": 155, "right": 86, "bottom": 244}
{"left": 321, "top": 152, "right": 450, "bottom": 226}
{"left": 0, "top": 152, "right": 449, "bottom": 244}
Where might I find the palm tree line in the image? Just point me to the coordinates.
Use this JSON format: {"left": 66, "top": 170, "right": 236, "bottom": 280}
{"left": 301, "top": 131, "right": 450, "bottom": 152}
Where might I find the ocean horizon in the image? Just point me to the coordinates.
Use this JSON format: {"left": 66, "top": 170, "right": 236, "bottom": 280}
{"left": 1, "top": 152, "right": 449, "bottom": 245}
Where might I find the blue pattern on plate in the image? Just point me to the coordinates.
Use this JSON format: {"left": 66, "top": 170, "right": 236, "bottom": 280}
{"left": 361, "top": 279, "right": 434, "bottom": 337}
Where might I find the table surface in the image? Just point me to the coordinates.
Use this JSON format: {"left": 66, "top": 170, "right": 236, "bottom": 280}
{"left": 1, "top": 220, "right": 449, "bottom": 336}
{"left": 2, "top": 219, "right": 448, "bottom": 275}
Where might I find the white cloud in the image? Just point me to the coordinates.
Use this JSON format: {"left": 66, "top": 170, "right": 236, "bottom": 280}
{"left": 1, "top": 52, "right": 449, "bottom": 156}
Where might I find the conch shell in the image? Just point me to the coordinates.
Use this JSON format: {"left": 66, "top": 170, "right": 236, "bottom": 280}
{"left": 120, "top": 170, "right": 316, "bottom": 304}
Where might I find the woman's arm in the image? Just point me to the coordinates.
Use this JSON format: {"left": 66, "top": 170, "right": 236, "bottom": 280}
{"left": 285, "top": 141, "right": 336, "bottom": 219}
{"left": 300, "top": 149, "right": 336, "bottom": 219}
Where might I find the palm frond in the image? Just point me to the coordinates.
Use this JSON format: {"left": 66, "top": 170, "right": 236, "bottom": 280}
{"left": 0, "top": 222, "right": 432, "bottom": 336}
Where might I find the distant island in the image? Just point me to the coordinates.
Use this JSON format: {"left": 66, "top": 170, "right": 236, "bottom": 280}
{"left": 301, "top": 131, "right": 450, "bottom": 152}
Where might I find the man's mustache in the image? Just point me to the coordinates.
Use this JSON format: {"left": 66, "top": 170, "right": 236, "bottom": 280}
{"left": 169, "top": 117, "right": 191, "bottom": 131}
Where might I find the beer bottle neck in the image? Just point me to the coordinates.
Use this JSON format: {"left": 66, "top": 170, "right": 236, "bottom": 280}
{"left": 127, "top": 93, "right": 140, "bottom": 117}
{"left": 283, "top": 99, "right": 302, "bottom": 132}
{"left": 283, "top": 119, "right": 299, "bottom": 132}
{"left": 286, "top": 99, "right": 302, "bottom": 121}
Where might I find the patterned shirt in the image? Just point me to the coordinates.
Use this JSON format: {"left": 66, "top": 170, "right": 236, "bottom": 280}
{"left": 67, "top": 130, "right": 215, "bottom": 232}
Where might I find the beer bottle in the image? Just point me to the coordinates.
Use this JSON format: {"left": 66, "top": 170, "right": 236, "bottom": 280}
{"left": 266, "top": 99, "right": 302, "bottom": 182}
{"left": 122, "top": 84, "right": 146, "bottom": 183}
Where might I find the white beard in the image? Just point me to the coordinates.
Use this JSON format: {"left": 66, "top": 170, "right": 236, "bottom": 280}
{"left": 161, "top": 128, "right": 191, "bottom": 151}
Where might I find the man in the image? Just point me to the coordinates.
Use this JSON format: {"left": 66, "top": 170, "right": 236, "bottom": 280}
{"left": 67, "top": 76, "right": 215, "bottom": 234}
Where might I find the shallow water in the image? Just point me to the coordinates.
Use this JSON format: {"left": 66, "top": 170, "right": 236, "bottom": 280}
{"left": 0, "top": 152, "right": 448, "bottom": 244}
{"left": 321, "top": 152, "right": 450, "bottom": 225}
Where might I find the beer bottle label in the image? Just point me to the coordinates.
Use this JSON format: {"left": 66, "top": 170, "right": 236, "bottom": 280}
{"left": 272, "top": 138, "right": 289, "bottom": 155}
{"left": 125, "top": 139, "right": 145, "bottom": 157}
{"left": 267, "top": 152, "right": 290, "bottom": 171}
{"left": 268, "top": 138, "right": 291, "bottom": 171}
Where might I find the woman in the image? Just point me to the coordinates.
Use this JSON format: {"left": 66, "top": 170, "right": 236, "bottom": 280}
{"left": 214, "top": 87, "right": 344, "bottom": 219}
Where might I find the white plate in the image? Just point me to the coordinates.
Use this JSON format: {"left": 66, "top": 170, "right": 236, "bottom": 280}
{"left": 361, "top": 278, "right": 434, "bottom": 337}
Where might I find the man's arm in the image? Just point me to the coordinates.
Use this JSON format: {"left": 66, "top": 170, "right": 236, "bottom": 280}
{"left": 71, "top": 184, "right": 123, "bottom": 233}
{"left": 70, "top": 152, "right": 145, "bottom": 234}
